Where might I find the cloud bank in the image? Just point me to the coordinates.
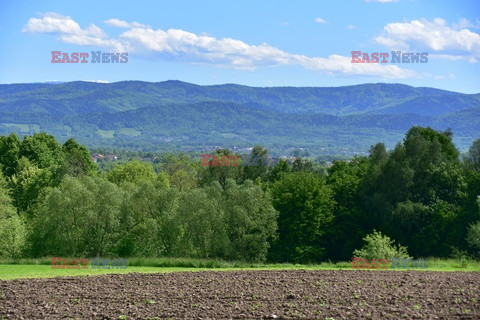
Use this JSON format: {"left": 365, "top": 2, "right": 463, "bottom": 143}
{"left": 25, "top": 13, "right": 480, "bottom": 78}
{"left": 374, "top": 18, "right": 480, "bottom": 63}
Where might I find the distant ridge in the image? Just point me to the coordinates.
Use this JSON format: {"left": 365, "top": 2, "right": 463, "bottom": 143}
{"left": 0, "top": 81, "right": 478, "bottom": 156}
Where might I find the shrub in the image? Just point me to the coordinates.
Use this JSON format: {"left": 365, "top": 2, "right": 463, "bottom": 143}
{"left": 466, "top": 220, "right": 480, "bottom": 256}
{"left": 353, "top": 229, "right": 411, "bottom": 260}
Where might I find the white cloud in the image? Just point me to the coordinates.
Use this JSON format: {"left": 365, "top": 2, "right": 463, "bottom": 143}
{"left": 428, "top": 53, "right": 478, "bottom": 63}
{"left": 347, "top": 25, "right": 357, "bottom": 30}
{"left": 315, "top": 17, "right": 327, "bottom": 24}
{"left": 292, "top": 54, "right": 416, "bottom": 79}
{"left": 374, "top": 18, "right": 480, "bottom": 62}
{"left": 119, "top": 27, "right": 292, "bottom": 70}
{"left": 23, "top": 12, "right": 87, "bottom": 34}
{"left": 104, "top": 18, "right": 149, "bottom": 29}
{"left": 23, "top": 12, "right": 418, "bottom": 79}
{"left": 22, "top": 12, "right": 124, "bottom": 51}
{"left": 83, "top": 80, "right": 110, "bottom": 83}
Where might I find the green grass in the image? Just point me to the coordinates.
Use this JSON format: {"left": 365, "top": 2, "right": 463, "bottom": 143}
{"left": 117, "top": 128, "right": 141, "bottom": 137}
{"left": 0, "top": 257, "right": 478, "bottom": 280}
{"left": 97, "top": 129, "right": 115, "bottom": 138}
{"left": 3, "top": 123, "right": 40, "bottom": 133}
{"left": 0, "top": 264, "right": 206, "bottom": 280}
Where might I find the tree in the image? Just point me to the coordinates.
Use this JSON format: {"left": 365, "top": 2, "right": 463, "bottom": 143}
{"left": 267, "top": 158, "right": 291, "bottom": 182}
{"left": 177, "top": 183, "right": 228, "bottom": 258}
{"left": 0, "top": 171, "right": 26, "bottom": 258}
{"left": 467, "top": 218, "right": 480, "bottom": 257}
{"left": 19, "top": 133, "right": 64, "bottom": 170}
{"left": 360, "top": 127, "right": 467, "bottom": 257}
{"left": 158, "top": 153, "right": 198, "bottom": 191}
{"left": 242, "top": 145, "right": 270, "bottom": 182}
{"left": 270, "top": 171, "right": 335, "bottom": 263}
{"left": 106, "top": 160, "right": 156, "bottom": 186}
{"left": 8, "top": 157, "right": 53, "bottom": 215}
{"left": 30, "top": 175, "right": 123, "bottom": 257}
{"left": 353, "top": 230, "right": 411, "bottom": 261}
{"left": 199, "top": 148, "right": 242, "bottom": 188}
{"left": 118, "top": 180, "right": 179, "bottom": 257}
{"left": 325, "top": 157, "right": 369, "bottom": 260}
{"left": 222, "top": 179, "right": 278, "bottom": 262}
{"left": 62, "top": 138, "right": 97, "bottom": 177}
{"left": 0, "top": 133, "right": 21, "bottom": 177}
{"left": 465, "top": 139, "right": 480, "bottom": 171}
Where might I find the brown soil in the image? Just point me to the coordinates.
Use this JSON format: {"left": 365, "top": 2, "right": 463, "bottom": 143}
{"left": 1, "top": 270, "right": 479, "bottom": 319}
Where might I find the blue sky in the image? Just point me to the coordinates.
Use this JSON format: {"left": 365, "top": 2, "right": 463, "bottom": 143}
{"left": 0, "top": 0, "right": 479, "bottom": 93}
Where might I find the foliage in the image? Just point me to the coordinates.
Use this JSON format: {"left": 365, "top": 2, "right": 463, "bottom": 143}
{"left": 467, "top": 219, "right": 480, "bottom": 256}
{"left": 270, "top": 171, "right": 335, "bottom": 263}
{"left": 106, "top": 160, "right": 156, "bottom": 185}
{"left": 0, "top": 172, "right": 26, "bottom": 258}
{"left": 353, "top": 230, "right": 411, "bottom": 260}
{"left": 0, "top": 127, "right": 479, "bottom": 263}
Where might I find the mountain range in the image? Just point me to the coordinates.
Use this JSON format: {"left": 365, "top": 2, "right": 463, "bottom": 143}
{"left": 1, "top": 80, "right": 478, "bottom": 157}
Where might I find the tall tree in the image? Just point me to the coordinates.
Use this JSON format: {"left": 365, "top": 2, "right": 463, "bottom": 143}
{"left": 325, "top": 157, "right": 369, "bottom": 260}
{"left": 106, "top": 160, "right": 156, "bottom": 186}
{"left": 62, "top": 138, "right": 97, "bottom": 177}
{"left": 465, "top": 138, "right": 480, "bottom": 171}
{"left": 222, "top": 179, "right": 278, "bottom": 262}
{"left": 8, "top": 157, "right": 53, "bottom": 215}
{"left": 242, "top": 145, "right": 270, "bottom": 182}
{"left": 0, "top": 171, "right": 26, "bottom": 258}
{"left": 19, "top": 132, "right": 64, "bottom": 170}
{"left": 0, "top": 133, "right": 21, "bottom": 177}
{"left": 30, "top": 175, "right": 123, "bottom": 257}
{"left": 270, "top": 171, "right": 335, "bottom": 263}
{"left": 360, "top": 127, "right": 466, "bottom": 257}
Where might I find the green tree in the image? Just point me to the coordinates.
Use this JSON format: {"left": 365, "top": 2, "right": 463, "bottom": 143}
{"left": 353, "top": 230, "right": 411, "bottom": 260}
{"left": 267, "top": 158, "right": 291, "bottom": 182}
{"left": 325, "top": 157, "right": 369, "bottom": 260}
{"left": 106, "top": 160, "right": 156, "bottom": 186}
{"left": 222, "top": 179, "right": 278, "bottom": 262}
{"left": 270, "top": 171, "right": 335, "bottom": 263}
{"left": 62, "top": 138, "right": 97, "bottom": 177}
{"left": 0, "top": 172, "right": 26, "bottom": 258}
{"left": 199, "top": 148, "right": 241, "bottom": 188}
{"left": 177, "top": 183, "right": 228, "bottom": 258}
{"left": 19, "top": 133, "right": 64, "bottom": 170}
{"left": 30, "top": 175, "right": 123, "bottom": 257}
{"left": 360, "top": 127, "right": 466, "bottom": 257}
{"left": 467, "top": 219, "right": 480, "bottom": 257}
{"left": 8, "top": 157, "right": 53, "bottom": 215}
{"left": 242, "top": 145, "right": 270, "bottom": 182}
{"left": 118, "top": 180, "right": 179, "bottom": 257}
{"left": 0, "top": 133, "right": 21, "bottom": 177}
{"left": 465, "top": 139, "right": 480, "bottom": 171}
{"left": 158, "top": 153, "right": 198, "bottom": 191}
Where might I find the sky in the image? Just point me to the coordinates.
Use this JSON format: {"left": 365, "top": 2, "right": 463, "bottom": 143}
{"left": 0, "top": 0, "right": 479, "bottom": 93}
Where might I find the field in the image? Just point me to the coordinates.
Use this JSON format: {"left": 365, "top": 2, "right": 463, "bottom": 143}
{"left": 1, "top": 260, "right": 480, "bottom": 319}
{"left": 1, "top": 269, "right": 479, "bottom": 319}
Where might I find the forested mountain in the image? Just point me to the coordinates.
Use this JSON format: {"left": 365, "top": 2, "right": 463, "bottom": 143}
{"left": 0, "top": 81, "right": 478, "bottom": 155}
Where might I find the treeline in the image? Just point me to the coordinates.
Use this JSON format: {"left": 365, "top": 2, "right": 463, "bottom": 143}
{"left": 0, "top": 127, "right": 479, "bottom": 263}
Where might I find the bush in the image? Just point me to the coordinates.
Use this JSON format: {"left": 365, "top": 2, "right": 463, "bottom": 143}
{"left": 353, "top": 230, "right": 411, "bottom": 260}
{"left": 466, "top": 220, "right": 480, "bottom": 256}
